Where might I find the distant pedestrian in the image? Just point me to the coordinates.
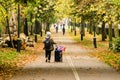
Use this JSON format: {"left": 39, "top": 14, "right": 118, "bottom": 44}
{"left": 55, "top": 25, "right": 58, "bottom": 33}
{"left": 43, "top": 31, "right": 56, "bottom": 62}
{"left": 62, "top": 24, "right": 65, "bottom": 35}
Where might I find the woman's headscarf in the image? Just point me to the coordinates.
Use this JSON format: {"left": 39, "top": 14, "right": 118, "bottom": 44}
{"left": 46, "top": 31, "right": 51, "bottom": 39}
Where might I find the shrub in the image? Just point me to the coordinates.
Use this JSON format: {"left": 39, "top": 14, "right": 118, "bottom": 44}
{"left": 113, "top": 37, "right": 120, "bottom": 52}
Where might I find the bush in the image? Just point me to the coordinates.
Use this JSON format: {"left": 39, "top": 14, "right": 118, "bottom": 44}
{"left": 113, "top": 37, "right": 120, "bottom": 52}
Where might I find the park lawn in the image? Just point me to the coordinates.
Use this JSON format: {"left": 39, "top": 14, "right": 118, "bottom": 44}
{"left": 69, "top": 29, "right": 120, "bottom": 71}
{"left": 0, "top": 35, "right": 44, "bottom": 79}
{"left": 69, "top": 29, "right": 108, "bottom": 48}
{"left": 0, "top": 47, "right": 37, "bottom": 79}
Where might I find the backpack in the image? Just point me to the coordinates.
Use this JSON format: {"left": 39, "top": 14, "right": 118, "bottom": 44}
{"left": 44, "top": 39, "right": 54, "bottom": 51}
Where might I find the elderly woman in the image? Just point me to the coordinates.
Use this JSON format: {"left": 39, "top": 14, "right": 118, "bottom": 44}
{"left": 43, "top": 31, "right": 56, "bottom": 62}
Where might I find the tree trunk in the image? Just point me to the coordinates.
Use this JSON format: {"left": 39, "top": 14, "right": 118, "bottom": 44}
{"left": 74, "top": 18, "right": 76, "bottom": 36}
{"left": 109, "top": 22, "right": 113, "bottom": 48}
{"left": 0, "top": 29, "right": 2, "bottom": 37}
{"left": 89, "top": 20, "right": 93, "bottom": 34}
{"left": 80, "top": 19, "right": 84, "bottom": 41}
{"left": 96, "top": 22, "right": 100, "bottom": 35}
{"left": 24, "top": 18, "right": 29, "bottom": 36}
{"left": 86, "top": 22, "right": 89, "bottom": 32}
{"left": 40, "top": 21, "right": 42, "bottom": 37}
{"left": 102, "top": 21, "right": 106, "bottom": 41}
{"left": 6, "top": 16, "right": 14, "bottom": 48}
{"left": 83, "top": 21, "right": 85, "bottom": 36}
{"left": 114, "top": 21, "right": 119, "bottom": 38}
{"left": 30, "top": 13, "right": 33, "bottom": 35}
{"left": 35, "top": 20, "right": 40, "bottom": 34}
{"left": 30, "top": 25, "right": 33, "bottom": 35}
{"left": 46, "top": 23, "right": 50, "bottom": 32}
{"left": 34, "top": 19, "right": 38, "bottom": 42}
{"left": 70, "top": 22, "right": 73, "bottom": 32}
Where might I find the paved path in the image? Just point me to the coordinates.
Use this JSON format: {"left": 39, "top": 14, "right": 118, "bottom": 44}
{"left": 10, "top": 30, "right": 120, "bottom": 80}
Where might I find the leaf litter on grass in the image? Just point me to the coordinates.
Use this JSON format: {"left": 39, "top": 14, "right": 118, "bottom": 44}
{"left": 0, "top": 41, "right": 44, "bottom": 80}
{"left": 69, "top": 30, "right": 120, "bottom": 71}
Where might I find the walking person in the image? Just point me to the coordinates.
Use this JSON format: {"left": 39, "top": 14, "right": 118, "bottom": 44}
{"left": 43, "top": 31, "right": 56, "bottom": 62}
{"left": 55, "top": 25, "right": 58, "bottom": 33}
{"left": 62, "top": 24, "right": 65, "bottom": 35}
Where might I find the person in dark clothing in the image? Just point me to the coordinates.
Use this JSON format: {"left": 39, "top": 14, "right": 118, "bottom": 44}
{"left": 56, "top": 26, "right": 58, "bottom": 33}
{"left": 62, "top": 24, "right": 65, "bottom": 35}
{"left": 43, "top": 31, "right": 56, "bottom": 62}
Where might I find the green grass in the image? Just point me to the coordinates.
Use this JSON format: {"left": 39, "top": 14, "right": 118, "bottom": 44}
{"left": 0, "top": 47, "right": 37, "bottom": 79}
{"left": 69, "top": 31, "right": 105, "bottom": 48}
{"left": 97, "top": 43, "right": 105, "bottom": 47}
{"left": 1, "top": 51, "right": 18, "bottom": 60}
{"left": 100, "top": 52, "right": 120, "bottom": 70}
{"left": 0, "top": 47, "right": 35, "bottom": 68}
{"left": 0, "top": 50, "right": 18, "bottom": 65}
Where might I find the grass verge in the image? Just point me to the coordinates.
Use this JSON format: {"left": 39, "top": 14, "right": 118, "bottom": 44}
{"left": 0, "top": 47, "right": 37, "bottom": 79}
{"left": 0, "top": 35, "right": 44, "bottom": 80}
{"left": 69, "top": 29, "right": 120, "bottom": 71}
